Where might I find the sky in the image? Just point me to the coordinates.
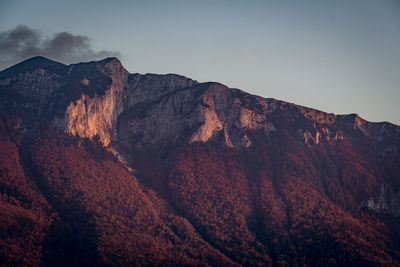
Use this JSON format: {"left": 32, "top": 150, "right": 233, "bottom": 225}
{"left": 0, "top": 0, "right": 399, "bottom": 124}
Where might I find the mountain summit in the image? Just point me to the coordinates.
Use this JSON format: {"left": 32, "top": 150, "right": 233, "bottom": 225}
{"left": 0, "top": 57, "right": 399, "bottom": 266}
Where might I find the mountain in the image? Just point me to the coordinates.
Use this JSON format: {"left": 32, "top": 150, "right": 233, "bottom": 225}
{"left": 0, "top": 56, "right": 399, "bottom": 266}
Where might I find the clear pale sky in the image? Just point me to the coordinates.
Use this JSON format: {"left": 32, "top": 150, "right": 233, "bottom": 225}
{"left": 1, "top": 0, "right": 399, "bottom": 124}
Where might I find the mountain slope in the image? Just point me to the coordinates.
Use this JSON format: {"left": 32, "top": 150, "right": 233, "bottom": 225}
{"left": 0, "top": 57, "right": 399, "bottom": 266}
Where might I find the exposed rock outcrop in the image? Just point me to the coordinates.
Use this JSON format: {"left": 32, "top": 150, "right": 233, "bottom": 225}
{"left": 0, "top": 57, "right": 399, "bottom": 189}
{"left": 361, "top": 184, "right": 400, "bottom": 217}
{"left": 62, "top": 58, "right": 128, "bottom": 146}
{"left": 1, "top": 56, "right": 399, "bottom": 152}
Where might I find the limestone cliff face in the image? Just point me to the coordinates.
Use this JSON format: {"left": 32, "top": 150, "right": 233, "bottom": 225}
{"left": 116, "top": 82, "right": 280, "bottom": 150}
{"left": 57, "top": 60, "right": 281, "bottom": 149}
{"left": 58, "top": 59, "right": 198, "bottom": 147}
{"left": 61, "top": 58, "right": 128, "bottom": 146}
{"left": 1, "top": 56, "right": 399, "bottom": 154}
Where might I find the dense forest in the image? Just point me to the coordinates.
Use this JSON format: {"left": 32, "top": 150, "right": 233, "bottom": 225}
{"left": 1, "top": 115, "right": 400, "bottom": 265}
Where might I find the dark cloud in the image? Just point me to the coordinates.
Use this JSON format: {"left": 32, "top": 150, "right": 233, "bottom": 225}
{"left": 0, "top": 25, "right": 120, "bottom": 69}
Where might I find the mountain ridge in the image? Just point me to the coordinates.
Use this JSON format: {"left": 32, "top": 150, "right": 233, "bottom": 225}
{"left": 2, "top": 56, "right": 398, "bottom": 147}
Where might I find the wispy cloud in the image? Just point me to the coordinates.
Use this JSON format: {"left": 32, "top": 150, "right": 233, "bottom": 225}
{"left": 0, "top": 25, "right": 120, "bottom": 69}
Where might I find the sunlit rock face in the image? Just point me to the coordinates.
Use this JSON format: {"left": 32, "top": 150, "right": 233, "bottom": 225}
{"left": 53, "top": 61, "right": 280, "bottom": 149}
{"left": 62, "top": 58, "right": 128, "bottom": 146}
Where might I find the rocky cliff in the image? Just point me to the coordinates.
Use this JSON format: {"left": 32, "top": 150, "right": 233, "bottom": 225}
{"left": 3, "top": 56, "right": 398, "bottom": 154}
